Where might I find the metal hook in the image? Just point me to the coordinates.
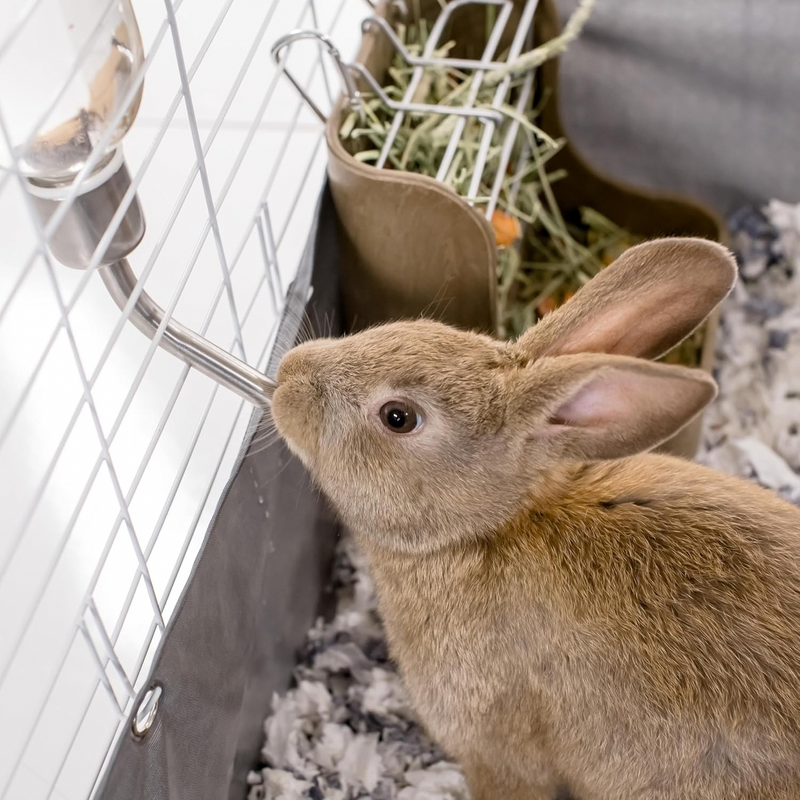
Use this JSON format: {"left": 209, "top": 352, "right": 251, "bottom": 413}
{"left": 272, "top": 26, "right": 504, "bottom": 127}
{"left": 271, "top": 29, "right": 363, "bottom": 123}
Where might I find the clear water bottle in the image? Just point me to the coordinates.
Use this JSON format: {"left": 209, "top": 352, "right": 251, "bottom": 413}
{"left": 0, "top": 0, "right": 145, "bottom": 187}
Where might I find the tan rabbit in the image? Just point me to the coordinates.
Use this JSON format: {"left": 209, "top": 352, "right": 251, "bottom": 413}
{"left": 271, "top": 238, "right": 800, "bottom": 800}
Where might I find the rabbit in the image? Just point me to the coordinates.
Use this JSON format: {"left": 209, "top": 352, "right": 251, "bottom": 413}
{"left": 271, "top": 237, "right": 800, "bottom": 800}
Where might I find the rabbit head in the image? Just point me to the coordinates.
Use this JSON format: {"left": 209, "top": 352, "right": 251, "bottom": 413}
{"left": 271, "top": 238, "right": 737, "bottom": 552}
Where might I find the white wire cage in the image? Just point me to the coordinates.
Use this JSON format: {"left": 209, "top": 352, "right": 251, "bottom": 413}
{"left": 0, "top": 1, "right": 368, "bottom": 798}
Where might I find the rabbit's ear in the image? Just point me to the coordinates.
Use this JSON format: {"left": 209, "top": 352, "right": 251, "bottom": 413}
{"left": 512, "top": 354, "right": 716, "bottom": 461}
{"left": 516, "top": 238, "right": 736, "bottom": 361}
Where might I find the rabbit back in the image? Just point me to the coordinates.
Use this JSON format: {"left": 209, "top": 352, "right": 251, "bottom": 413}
{"left": 364, "top": 453, "right": 800, "bottom": 799}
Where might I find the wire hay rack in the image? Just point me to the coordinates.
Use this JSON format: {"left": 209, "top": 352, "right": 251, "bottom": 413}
{"left": 274, "top": 0, "right": 540, "bottom": 222}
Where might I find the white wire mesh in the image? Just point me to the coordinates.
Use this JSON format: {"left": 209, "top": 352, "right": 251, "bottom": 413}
{"left": 0, "top": 1, "right": 366, "bottom": 798}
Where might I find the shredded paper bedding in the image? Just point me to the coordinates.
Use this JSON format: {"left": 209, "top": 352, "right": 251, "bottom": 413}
{"left": 248, "top": 201, "right": 800, "bottom": 800}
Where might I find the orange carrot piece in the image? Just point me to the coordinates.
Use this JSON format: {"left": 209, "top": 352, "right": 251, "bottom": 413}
{"left": 537, "top": 296, "right": 558, "bottom": 316}
{"left": 491, "top": 210, "right": 522, "bottom": 248}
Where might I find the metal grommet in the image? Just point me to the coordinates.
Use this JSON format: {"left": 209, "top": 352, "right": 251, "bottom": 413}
{"left": 132, "top": 684, "right": 162, "bottom": 740}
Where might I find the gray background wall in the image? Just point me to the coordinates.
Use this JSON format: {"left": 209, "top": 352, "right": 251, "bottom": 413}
{"left": 556, "top": 0, "right": 800, "bottom": 215}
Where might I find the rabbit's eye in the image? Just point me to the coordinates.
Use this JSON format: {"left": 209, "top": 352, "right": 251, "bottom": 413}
{"left": 379, "top": 401, "right": 421, "bottom": 434}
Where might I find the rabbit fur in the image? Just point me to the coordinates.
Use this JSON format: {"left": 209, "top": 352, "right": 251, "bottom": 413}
{"left": 271, "top": 238, "right": 800, "bottom": 800}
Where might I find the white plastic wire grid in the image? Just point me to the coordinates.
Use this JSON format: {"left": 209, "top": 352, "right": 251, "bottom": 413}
{"left": 0, "top": 1, "right": 367, "bottom": 798}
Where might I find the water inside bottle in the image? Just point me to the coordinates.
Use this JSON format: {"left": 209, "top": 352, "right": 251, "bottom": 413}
{"left": 0, "top": 1, "right": 144, "bottom": 185}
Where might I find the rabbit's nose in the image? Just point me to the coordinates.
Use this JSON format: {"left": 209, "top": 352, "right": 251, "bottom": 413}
{"left": 276, "top": 349, "right": 301, "bottom": 383}
{"left": 277, "top": 341, "right": 330, "bottom": 383}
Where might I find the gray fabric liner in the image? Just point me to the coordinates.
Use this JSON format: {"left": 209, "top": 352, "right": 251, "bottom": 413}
{"left": 95, "top": 182, "right": 342, "bottom": 800}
